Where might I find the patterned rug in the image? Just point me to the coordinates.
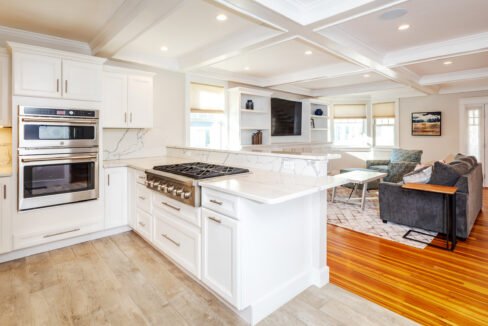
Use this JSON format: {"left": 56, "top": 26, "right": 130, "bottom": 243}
{"left": 327, "top": 187, "right": 437, "bottom": 249}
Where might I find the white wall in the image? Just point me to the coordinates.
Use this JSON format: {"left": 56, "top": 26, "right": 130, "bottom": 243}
{"left": 398, "top": 90, "right": 488, "bottom": 163}
{"left": 103, "top": 64, "right": 186, "bottom": 160}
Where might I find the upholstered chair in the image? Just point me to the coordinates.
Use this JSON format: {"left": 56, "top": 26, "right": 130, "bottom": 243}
{"left": 366, "top": 148, "right": 423, "bottom": 183}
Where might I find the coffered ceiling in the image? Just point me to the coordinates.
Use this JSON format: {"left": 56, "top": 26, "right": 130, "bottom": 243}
{"left": 0, "top": 0, "right": 487, "bottom": 98}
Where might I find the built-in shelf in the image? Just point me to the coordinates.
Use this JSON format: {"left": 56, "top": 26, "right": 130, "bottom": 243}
{"left": 311, "top": 115, "right": 330, "bottom": 119}
{"left": 311, "top": 128, "right": 328, "bottom": 131}
{"left": 240, "top": 109, "right": 267, "bottom": 114}
{"left": 240, "top": 127, "right": 270, "bottom": 130}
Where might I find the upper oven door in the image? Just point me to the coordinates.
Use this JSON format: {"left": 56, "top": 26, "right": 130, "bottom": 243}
{"left": 19, "top": 116, "right": 98, "bottom": 149}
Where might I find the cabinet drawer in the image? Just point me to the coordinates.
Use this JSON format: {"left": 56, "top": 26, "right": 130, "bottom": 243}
{"left": 152, "top": 192, "right": 201, "bottom": 227}
{"left": 135, "top": 208, "right": 153, "bottom": 241}
{"left": 202, "top": 188, "right": 240, "bottom": 219}
{"left": 136, "top": 184, "right": 152, "bottom": 214}
{"left": 153, "top": 211, "right": 201, "bottom": 278}
{"left": 134, "top": 170, "right": 147, "bottom": 185}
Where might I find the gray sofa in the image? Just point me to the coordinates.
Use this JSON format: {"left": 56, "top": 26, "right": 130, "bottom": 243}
{"left": 379, "top": 163, "right": 483, "bottom": 239}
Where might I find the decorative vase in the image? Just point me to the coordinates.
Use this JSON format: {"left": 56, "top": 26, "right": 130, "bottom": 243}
{"left": 245, "top": 100, "right": 254, "bottom": 110}
{"left": 314, "top": 108, "right": 324, "bottom": 116}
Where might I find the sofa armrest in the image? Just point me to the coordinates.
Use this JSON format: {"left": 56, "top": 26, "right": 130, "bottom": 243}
{"left": 366, "top": 160, "right": 390, "bottom": 169}
{"left": 386, "top": 161, "right": 417, "bottom": 183}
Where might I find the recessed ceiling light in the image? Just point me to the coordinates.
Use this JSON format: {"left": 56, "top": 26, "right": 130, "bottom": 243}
{"left": 244, "top": 66, "right": 250, "bottom": 71}
{"left": 379, "top": 8, "right": 408, "bottom": 20}
{"left": 443, "top": 60, "right": 453, "bottom": 65}
{"left": 398, "top": 24, "right": 410, "bottom": 31}
{"left": 363, "top": 74, "right": 370, "bottom": 78}
{"left": 160, "top": 46, "right": 168, "bottom": 52}
{"left": 216, "top": 14, "right": 227, "bottom": 21}
{"left": 304, "top": 50, "right": 313, "bottom": 55}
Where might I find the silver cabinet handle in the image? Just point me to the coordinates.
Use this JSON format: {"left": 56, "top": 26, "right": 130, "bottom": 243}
{"left": 210, "top": 199, "right": 223, "bottom": 205}
{"left": 138, "top": 221, "right": 146, "bottom": 227}
{"left": 124, "top": 112, "right": 127, "bottom": 123}
{"left": 138, "top": 176, "right": 145, "bottom": 179}
{"left": 65, "top": 80, "right": 68, "bottom": 93}
{"left": 56, "top": 79, "right": 60, "bottom": 93}
{"left": 208, "top": 216, "right": 222, "bottom": 224}
{"left": 44, "top": 228, "right": 80, "bottom": 238}
{"left": 162, "top": 202, "right": 181, "bottom": 211}
{"left": 3, "top": 184, "right": 6, "bottom": 200}
{"left": 130, "top": 112, "right": 133, "bottom": 123}
{"left": 108, "top": 174, "right": 110, "bottom": 186}
{"left": 162, "top": 234, "right": 180, "bottom": 247}
{"left": 138, "top": 196, "right": 146, "bottom": 200}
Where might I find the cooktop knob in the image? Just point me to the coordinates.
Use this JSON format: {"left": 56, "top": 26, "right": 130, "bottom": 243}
{"left": 175, "top": 188, "right": 183, "bottom": 196}
{"left": 167, "top": 185, "right": 175, "bottom": 192}
{"left": 182, "top": 191, "right": 191, "bottom": 199}
{"left": 148, "top": 180, "right": 155, "bottom": 187}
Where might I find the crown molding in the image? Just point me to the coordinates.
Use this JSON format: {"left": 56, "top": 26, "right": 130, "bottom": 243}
{"left": 420, "top": 67, "right": 488, "bottom": 86}
{"left": 0, "top": 25, "right": 90, "bottom": 54}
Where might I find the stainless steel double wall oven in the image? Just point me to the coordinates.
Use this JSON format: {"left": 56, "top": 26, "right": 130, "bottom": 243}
{"left": 18, "top": 106, "right": 100, "bottom": 210}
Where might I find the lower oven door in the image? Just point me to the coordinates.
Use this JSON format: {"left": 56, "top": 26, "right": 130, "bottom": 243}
{"left": 19, "top": 153, "right": 99, "bottom": 211}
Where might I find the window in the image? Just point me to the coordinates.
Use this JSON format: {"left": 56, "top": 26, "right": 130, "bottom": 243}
{"left": 373, "top": 102, "right": 396, "bottom": 147}
{"left": 467, "top": 107, "right": 482, "bottom": 160}
{"left": 333, "top": 104, "right": 368, "bottom": 146}
{"left": 189, "top": 83, "right": 226, "bottom": 149}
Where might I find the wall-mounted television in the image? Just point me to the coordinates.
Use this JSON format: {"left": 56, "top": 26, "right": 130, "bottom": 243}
{"left": 271, "top": 98, "right": 302, "bottom": 136}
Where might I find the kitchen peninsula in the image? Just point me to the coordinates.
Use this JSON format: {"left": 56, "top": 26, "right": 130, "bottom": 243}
{"left": 104, "top": 146, "right": 341, "bottom": 325}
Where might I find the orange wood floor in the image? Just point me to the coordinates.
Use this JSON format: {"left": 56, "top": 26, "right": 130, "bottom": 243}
{"left": 327, "top": 190, "right": 488, "bottom": 326}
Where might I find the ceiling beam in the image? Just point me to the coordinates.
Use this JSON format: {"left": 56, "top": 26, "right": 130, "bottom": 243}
{"left": 311, "top": 80, "right": 405, "bottom": 97}
{"left": 90, "top": 0, "right": 183, "bottom": 57}
{"left": 420, "top": 67, "right": 488, "bottom": 86}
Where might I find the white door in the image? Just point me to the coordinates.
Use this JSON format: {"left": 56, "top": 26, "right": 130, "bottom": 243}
{"left": 13, "top": 52, "right": 62, "bottom": 98}
{"left": 102, "top": 72, "right": 128, "bottom": 128}
{"left": 104, "top": 168, "right": 128, "bottom": 228}
{"left": 464, "top": 102, "right": 488, "bottom": 186}
{"left": 0, "top": 178, "right": 11, "bottom": 254}
{"left": 0, "top": 54, "right": 10, "bottom": 126}
{"left": 62, "top": 59, "right": 102, "bottom": 101}
{"left": 127, "top": 75, "right": 153, "bottom": 128}
{"left": 202, "top": 208, "right": 239, "bottom": 306}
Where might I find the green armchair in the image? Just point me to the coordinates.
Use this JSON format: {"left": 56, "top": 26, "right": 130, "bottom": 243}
{"left": 366, "top": 148, "right": 423, "bottom": 183}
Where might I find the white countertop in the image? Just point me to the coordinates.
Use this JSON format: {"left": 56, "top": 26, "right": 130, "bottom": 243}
{"left": 167, "top": 145, "right": 341, "bottom": 161}
{"left": 104, "top": 156, "right": 347, "bottom": 204}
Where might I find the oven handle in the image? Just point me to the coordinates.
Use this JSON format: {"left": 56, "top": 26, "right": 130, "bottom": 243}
{"left": 21, "top": 117, "right": 98, "bottom": 125}
{"left": 21, "top": 155, "right": 98, "bottom": 163}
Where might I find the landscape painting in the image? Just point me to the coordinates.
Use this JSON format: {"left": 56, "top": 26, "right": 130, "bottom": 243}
{"left": 411, "top": 112, "right": 442, "bottom": 136}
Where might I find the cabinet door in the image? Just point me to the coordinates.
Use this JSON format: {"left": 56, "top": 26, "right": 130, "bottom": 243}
{"left": 13, "top": 52, "right": 61, "bottom": 98}
{"left": 0, "top": 54, "right": 10, "bottom": 127}
{"left": 104, "top": 168, "right": 128, "bottom": 228}
{"left": 202, "top": 208, "right": 239, "bottom": 306}
{"left": 62, "top": 59, "right": 102, "bottom": 101}
{"left": 102, "top": 72, "right": 128, "bottom": 128}
{"left": 0, "top": 178, "right": 11, "bottom": 254}
{"left": 127, "top": 75, "right": 153, "bottom": 128}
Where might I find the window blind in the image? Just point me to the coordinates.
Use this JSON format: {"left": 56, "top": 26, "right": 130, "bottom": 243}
{"left": 190, "top": 83, "right": 225, "bottom": 113}
{"left": 333, "top": 104, "right": 366, "bottom": 119}
{"left": 372, "top": 102, "right": 395, "bottom": 118}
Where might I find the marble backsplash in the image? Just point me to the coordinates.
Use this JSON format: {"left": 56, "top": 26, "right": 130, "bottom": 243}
{"left": 0, "top": 128, "right": 12, "bottom": 167}
{"left": 103, "top": 129, "right": 165, "bottom": 160}
{"left": 166, "top": 147, "right": 329, "bottom": 177}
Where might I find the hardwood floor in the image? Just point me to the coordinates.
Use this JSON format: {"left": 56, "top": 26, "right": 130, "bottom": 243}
{"left": 328, "top": 190, "right": 488, "bottom": 326}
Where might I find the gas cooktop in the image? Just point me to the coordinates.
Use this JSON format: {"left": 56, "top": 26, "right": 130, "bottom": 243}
{"left": 152, "top": 162, "right": 250, "bottom": 180}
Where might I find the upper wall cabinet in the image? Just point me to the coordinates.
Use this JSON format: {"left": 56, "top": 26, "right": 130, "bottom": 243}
{"left": 0, "top": 49, "right": 10, "bottom": 127}
{"left": 103, "top": 66, "right": 154, "bottom": 129}
{"left": 8, "top": 42, "right": 105, "bottom": 102}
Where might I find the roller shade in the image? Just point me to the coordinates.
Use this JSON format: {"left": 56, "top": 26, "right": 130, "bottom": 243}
{"left": 190, "top": 83, "right": 225, "bottom": 113}
{"left": 373, "top": 102, "right": 395, "bottom": 118}
{"left": 333, "top": 104, "right": 366, "bottom": 119}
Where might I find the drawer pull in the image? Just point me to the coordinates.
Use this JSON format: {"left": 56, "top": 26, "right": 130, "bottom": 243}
{"left": 162, "top": 202, "right": 181, "bottom": 211}
{"left": 162, "top": 234, "right": 180, "bottom": 247}
{"left": 209, "top": 199, "right": 223, "bottom": 206}
{"left": 208, "top": 216, "right": 222, "bottom": 224}
{"left": 138, "top": 196, "right": 146, "bottom": 200}
{"left": 138, "top": 176, "right": 146, "bottom": 179}
{"left": 138, "top": 221, "right": 146, "bottom": 227}
{"left": 43, "top": 228, "right": 80, "bottom": 238}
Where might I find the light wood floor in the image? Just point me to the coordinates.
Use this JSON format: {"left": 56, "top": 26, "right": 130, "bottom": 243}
{"left": 328, "top": 190, "right": 488, "bottom": 326}
{"left": 0, "top": 231, "right": 414, "bottom": 325}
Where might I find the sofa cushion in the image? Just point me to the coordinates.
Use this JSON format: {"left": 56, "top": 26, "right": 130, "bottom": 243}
{"left": 403, "top": 166, "right": 432, "bottom": 184}
{"left": 454, "top": 153, "right": 477, "bottom": 170}
{"left": 428, "top": 161, "right": 463, "bottom": 186}
{"left": 390, "top": 148, "right": 422, "bottom": 163}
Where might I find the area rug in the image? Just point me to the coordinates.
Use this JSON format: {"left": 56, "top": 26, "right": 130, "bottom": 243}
{"left": 327, "top": 187, "right": 437, "bottom": 249}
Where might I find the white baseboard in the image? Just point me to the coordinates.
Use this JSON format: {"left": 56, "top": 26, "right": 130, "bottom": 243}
{"left": 0, "top": 226, "right": 131, "bottom": 263}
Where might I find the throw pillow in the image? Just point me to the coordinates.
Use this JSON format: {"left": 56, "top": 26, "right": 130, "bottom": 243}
{"left": 449, "top": 160, "right": 471, "bottom": 175}
{"left": 454, "top": 153, "right": 477, "bottom": 169}
{"left": 403, "top": 166, "right": 432, "bottom": 184}
{"left": 428, "top": 161, "right": 462, "bottom": 186}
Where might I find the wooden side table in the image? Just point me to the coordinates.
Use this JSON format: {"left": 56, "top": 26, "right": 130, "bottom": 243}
{"left": 401, "top": 183, "right": 457, "bottom": 251}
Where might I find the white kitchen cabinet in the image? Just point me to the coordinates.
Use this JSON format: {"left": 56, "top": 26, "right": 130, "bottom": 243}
{"left": 62, "top": 59, "right": 103, "bottom": 101}
{"left": 0, "top": 178, "right": 12, "bottom": 254}
{"left": 104, "top": 167, "right": 128, "bottom": 228}
{"left": 9, "top": 42, "right": 105, "bottom": 101}
{"left": 202, "top": 208, "right": 240, "bottom": 306}
{"left": 0, "top": 50, "right": 11, "bottom": 127}
{"left": 102, "top": 66, "right": 154, "bottom": 129}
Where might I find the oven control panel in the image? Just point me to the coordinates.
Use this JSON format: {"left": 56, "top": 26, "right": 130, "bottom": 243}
{"left": 145, "top": 173, "right": 197, "bottom": 207}
{"left": 20, "top": 106, "right": 99, "bottom": 118}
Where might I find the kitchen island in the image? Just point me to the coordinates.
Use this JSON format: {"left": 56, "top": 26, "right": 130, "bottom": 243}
{"left": 104, "top": 146, "right": 342, "bottom": 325}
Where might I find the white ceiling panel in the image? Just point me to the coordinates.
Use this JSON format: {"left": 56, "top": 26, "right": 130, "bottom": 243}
{"left": 320, "top": 0, "right": 488, "bottom": 53}
{"left": 115, "top": 0, "right": 279, "bottom": 61}
{"left": 211, "top": 38, "right": 360, "bottom": 78}
{"left": 439, "top": 78, "right": 488, "bottom": 93}
{"left": 0, "top": 0, "right": 124, "bottom": 42}
{"left": 404, "top": 51, "right": 488, "bottom": 76}
{"left": 293, "top": 72, "right": 386, "bottom": 89}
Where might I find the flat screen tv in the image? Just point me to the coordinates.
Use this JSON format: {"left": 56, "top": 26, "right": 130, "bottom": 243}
{"left": 271, "top": 98, "right": 302, "bottom": 136}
